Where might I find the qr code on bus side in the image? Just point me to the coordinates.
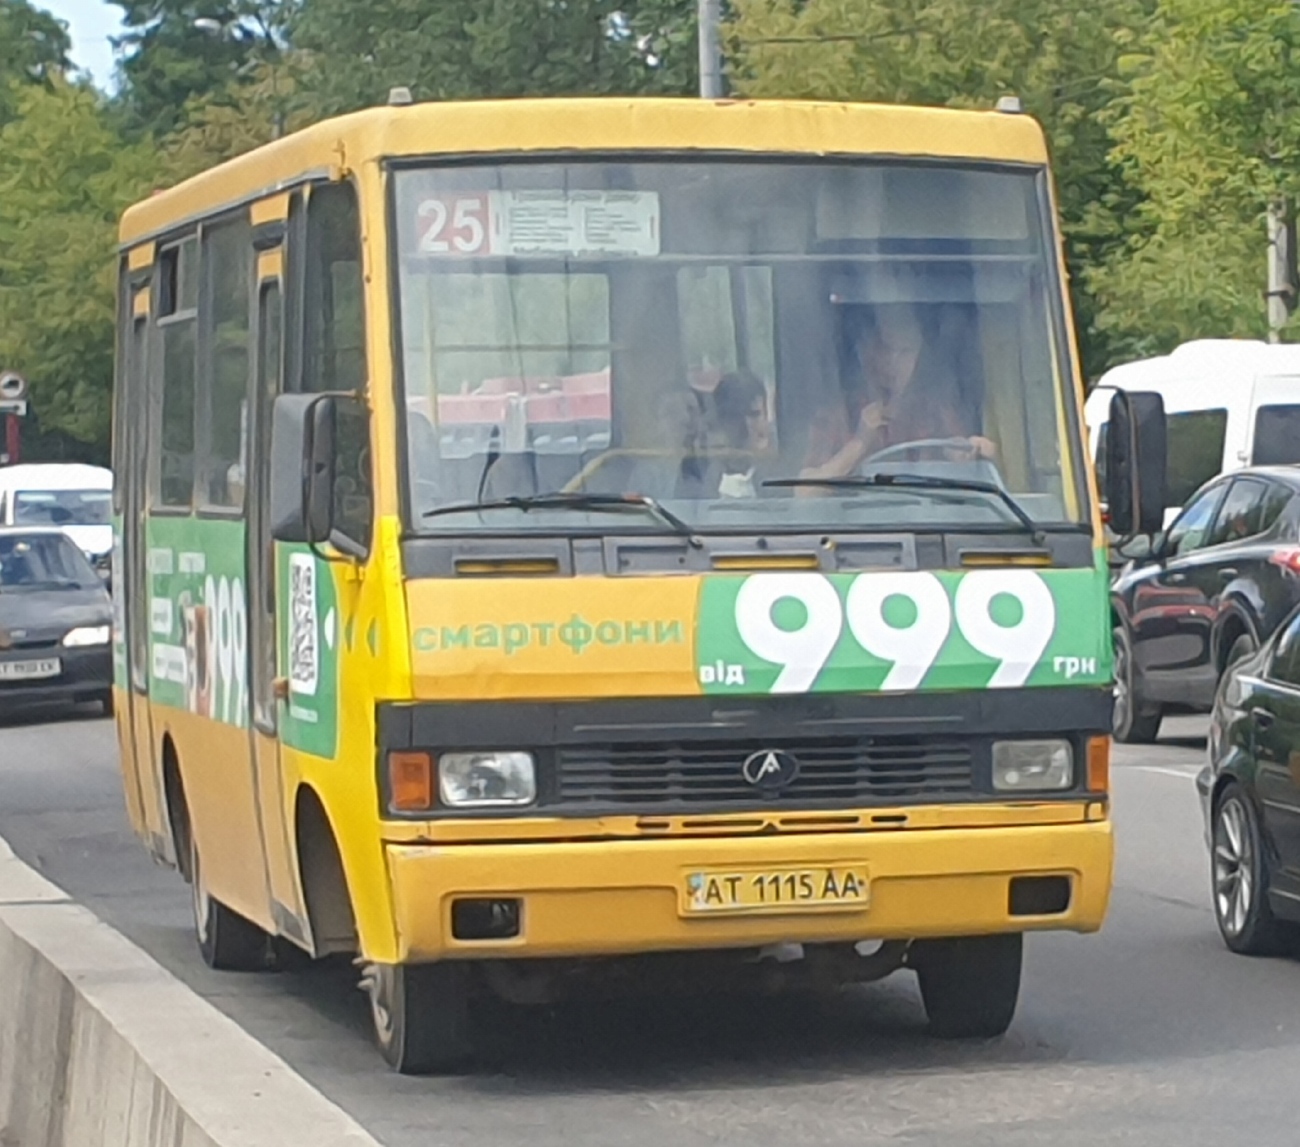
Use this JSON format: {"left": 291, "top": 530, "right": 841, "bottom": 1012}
{"left": 288, "top": 553, "right": 318, "bottom": 697}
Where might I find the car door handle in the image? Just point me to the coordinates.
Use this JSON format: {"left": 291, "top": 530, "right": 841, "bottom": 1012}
{"left": 1218, "top": 568, "right": 1239, "bottom": 582}
{"left": 1167, "top": 572, "right": 1188, "bottom": 584}
{"left": 1252, "top": 707, "right": 1277, "bottom": 730}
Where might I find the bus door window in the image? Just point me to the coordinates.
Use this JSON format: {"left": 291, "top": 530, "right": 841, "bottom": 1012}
{"left": 250, "top": 278, "right": 283, "bottom": 732}
{"left": 303, "top": 182, "right": 372, "bottom": 555}
{"left": 196, "top": 215, "right": 253, "bottom": 511}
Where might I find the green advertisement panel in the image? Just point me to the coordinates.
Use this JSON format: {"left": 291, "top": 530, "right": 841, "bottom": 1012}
{"left": 276, "top": 544, "right": 339, "bottom": 759}
{"left": 140, "top": 520, "right": 339, "bottom": 757}
{"left": 145, "top": 517, "right": 250, "bottom": 725}
{"left": 111, "top": 515, "right": 126, "bottom": 689}
{"left": 696, "top": 565, "right": 1111, "bottom": 696}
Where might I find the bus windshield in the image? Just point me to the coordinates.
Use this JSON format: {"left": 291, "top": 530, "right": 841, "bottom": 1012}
{"left": 393, "top": 159, "right": 1083, "bottom": 535}
{"left": 13, "top": 489, "right": 112, "bottom": 527}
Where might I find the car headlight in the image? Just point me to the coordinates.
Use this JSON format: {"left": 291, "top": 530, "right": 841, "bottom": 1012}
{"left": 439, "top": 752, "right": 536, "bottom": 808}
{"left": 992, "top": 740, "right": 1073, "bottom": 792}
{"left": 63, "top": 625, "right": 111, "bottom": 647}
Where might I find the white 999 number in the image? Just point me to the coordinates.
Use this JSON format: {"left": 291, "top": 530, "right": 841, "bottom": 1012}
{"left": 733, "top": 571, "right": 1056, "bottom": 693}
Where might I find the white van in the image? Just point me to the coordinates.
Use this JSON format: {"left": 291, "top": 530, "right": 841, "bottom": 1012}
{"left": 0, "top": 463, "right": 113, "bottom": 563}
{"left": 1084, "top": 339, "right": 1300, "bottom": 524}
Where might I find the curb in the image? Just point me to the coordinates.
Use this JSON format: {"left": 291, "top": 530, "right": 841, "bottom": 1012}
{"left": 0, "top": 835, "right": 382, "bottom": 1147}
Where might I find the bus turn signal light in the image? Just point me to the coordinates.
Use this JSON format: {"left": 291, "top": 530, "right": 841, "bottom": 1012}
{"left": 1087, "top": 736, "right": 1110, "bottom": 794}
{"left": 388, "top": 752, "right": 434, "bottom": 812}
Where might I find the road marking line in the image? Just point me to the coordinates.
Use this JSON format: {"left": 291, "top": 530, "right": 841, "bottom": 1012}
{"left": 1131, "top": 765, "right": 1201, "bottom": 779}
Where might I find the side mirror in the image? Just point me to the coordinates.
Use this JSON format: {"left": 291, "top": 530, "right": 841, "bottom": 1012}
{"left": 270, "top": 393, "right": 338, "bottom": 545}
{"left": 1103, "top": 390, "right": 1166, "bottom": 537}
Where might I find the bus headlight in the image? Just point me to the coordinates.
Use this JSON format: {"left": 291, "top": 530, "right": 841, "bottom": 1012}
{"left": 992, "top": 740, "right": 1073, "bottom": 792}
{"left": 439, "top": 752, "right": 536, "bottom": 808}
{"left": 63, "top": 625, "right": 111, "bottom": 647}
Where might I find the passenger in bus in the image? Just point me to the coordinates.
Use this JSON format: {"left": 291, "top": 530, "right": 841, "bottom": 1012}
{"left": 708, "top": 370, "right": 774, "bottom": 499}
{"left": 799, "top": 303, "right": 995, "bottom": 483}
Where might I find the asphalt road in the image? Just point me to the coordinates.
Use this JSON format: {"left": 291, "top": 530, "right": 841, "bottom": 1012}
{"left": 3, "top": 708, "right": 1298, "bottom": 1146}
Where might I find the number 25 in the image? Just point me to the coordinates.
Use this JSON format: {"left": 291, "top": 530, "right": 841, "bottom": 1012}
{"left": 419, "top": 197, "right": 486, "bottom": 254}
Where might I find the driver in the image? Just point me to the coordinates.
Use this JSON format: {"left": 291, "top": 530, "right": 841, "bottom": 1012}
{"left": 798, "top": 303, "right": 995, "bottom": 483}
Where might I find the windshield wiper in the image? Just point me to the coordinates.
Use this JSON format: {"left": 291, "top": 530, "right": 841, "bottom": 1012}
{"left": 763, "top": 473, "right": 1046, "bottom": 544}
{"left": 423, "top": 492, "right": 703, "bottom": 548}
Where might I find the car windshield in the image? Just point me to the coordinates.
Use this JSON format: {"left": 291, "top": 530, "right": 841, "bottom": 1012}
{"left": 13, "top": 489, "right": 111, "bottom": 527}
{"left": 393, "top": 159, "right": 1084, "bottom": 536}
{"left": 0, "top": 533, "right": 95, "bottom": 589}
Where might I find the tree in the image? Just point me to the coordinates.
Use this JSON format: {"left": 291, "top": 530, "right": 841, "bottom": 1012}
{"left": 0, "top": 80, "right": 153, "bottom": 458}
{"left": 289, "top": 0, "right": 697, "bottom": 115}
{"left": 0, "top": 0, "right": 71, "bottom": 123}
{"left": 1089, "top": 0, "right": 1300, "bottom": 358}
{"left": 726, "top": 0, "right": 1154, "bottom": 378}
{"left": 111, "top": 1, "right": 286, "bottom": 136}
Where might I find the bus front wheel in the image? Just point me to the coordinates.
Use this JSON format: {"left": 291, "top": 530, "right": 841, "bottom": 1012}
{"left": 912, "top": 932, "right": 1022, "bottom": 1039}
{"left": 366, "top": 961, "right": 473, "bottom": 1075}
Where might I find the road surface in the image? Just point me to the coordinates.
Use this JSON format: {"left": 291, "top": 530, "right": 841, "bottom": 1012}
{"left": 2, "top": 709, "right": 1294, "bottom": 1146}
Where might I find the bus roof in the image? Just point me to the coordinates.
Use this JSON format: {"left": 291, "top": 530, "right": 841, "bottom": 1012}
{"left": 0, "top": 463, "right": 112, "bottom": 492}
{"left": 119, "top": 97, "right": 1049, "bottom": 247}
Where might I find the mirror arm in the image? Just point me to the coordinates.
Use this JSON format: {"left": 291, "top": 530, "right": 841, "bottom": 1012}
{"left": 312, "top": 530, "right": 367, "bottom": 564}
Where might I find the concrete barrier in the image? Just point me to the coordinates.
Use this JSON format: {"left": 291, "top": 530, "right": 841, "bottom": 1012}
{"left": 0, "top": 836, "right": 382, "bottom": 1147}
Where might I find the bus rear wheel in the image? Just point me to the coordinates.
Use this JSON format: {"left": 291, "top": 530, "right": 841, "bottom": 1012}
{"left": 913, "top": 932, "right": 1022, "bottom": 1039}
{"left": 366, "top": 961, "right": 473, "bottom": 1075}
{"left": 190, "top": 833, "right": 273, "bottom": 972}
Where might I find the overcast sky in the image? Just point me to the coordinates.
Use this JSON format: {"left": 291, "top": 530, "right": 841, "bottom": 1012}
{"left": 41, "top": 0, "right": 122, "bottom": 90}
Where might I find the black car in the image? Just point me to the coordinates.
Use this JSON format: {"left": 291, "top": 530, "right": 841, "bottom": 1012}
{"left": 1199, "top": 605, "right": 1300, "bottom": 953}
{"left": 0, "top": 528, "right": 114, "bottom": 716}
{"left": 1111, "top": 466, "right": 1300, "bottom": 743}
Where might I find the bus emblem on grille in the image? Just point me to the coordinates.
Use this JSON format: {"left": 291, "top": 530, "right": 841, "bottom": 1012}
{"left": 742, "top": 750, "right": 800, "bottom": 791}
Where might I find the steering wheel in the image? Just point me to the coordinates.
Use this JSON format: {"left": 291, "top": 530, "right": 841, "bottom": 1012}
{"left": 860, "top": 437, "right": 978, "bottom": 467}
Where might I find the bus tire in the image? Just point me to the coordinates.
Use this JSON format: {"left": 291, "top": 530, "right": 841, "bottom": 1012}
{"left": 913, "top": 932, "right": 1022, "bottom": 1039}
{"left": 190, "top": 832, "right": 272, "bottom": 972}
{"left": 367, "top": 961, "right": 472, "bottom": 1075}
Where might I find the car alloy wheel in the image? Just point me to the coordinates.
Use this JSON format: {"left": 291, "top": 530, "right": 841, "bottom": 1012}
{"left": 1213, "top": 785, "right": 1285, "bottom": 955}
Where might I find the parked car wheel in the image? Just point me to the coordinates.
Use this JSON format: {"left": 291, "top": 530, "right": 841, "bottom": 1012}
{"left": 1223, "top": 632, "right": 1257, "bottom": 676}
{"left": 1212, "top": 784, "right": 1285, "bottom": 956}
{"left": 1112, "top": 625, "right": 1162, "bottom": 743}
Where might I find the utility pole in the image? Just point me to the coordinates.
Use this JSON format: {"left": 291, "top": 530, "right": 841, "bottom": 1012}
{"left": 698, "top": 0, "right": 723, "bottom": 99}
{"left": 1267, "top": 197, "right": 1294, "bottom": 343}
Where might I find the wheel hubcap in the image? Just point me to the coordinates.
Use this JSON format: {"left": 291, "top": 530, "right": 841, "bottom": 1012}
{"left": 1113, "top": 641, "right": 1131, "bottom": 732}
{"left": 1214, "top": 799, "right": 1254, "bottom": 937}
{"left": 190, "top": 837, "right": 211, "bottom": 945}
{"left": 364, "top": 964, "right": 397, "bottom": 1043}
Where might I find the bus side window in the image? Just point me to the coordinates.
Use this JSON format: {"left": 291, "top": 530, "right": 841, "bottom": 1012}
{"left": 302, "top": 183, "right": 372, "bottom": 554}
{"left": 155, "top": 238, "right": 199, "bottom": 509}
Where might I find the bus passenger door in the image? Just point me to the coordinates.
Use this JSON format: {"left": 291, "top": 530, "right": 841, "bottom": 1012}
{"left": 121, "top": 279, "right": 169, "bottom": 858}
{"left": 246, "top": 241, "right": 310, "bottom": 947}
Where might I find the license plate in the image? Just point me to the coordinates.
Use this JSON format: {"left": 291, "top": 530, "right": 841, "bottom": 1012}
{"left": 0, "top": 658, "right": 60, "bottom": 681}
{"left": 682, "top": 866, "right": 869, "bottom": 916}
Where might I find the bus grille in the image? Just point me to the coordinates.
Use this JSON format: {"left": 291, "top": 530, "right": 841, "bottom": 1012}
{"left": 554, "top": 737, "right": 975, "bottom": 809}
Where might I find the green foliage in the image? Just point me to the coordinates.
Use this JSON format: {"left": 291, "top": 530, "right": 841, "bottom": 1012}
{"left": 111, "top": 1, "right": 285, "bottom": 137}
{"left": 0, "top": 0, "right": 70, "bottom": 123}
{"left": 1088, "top": 0, "right": 1300, "bottom": 356}
{"left": 0, "top": 81, "right": 153, "bottom": 455}
{"left": 289, "top": 0, "right": 697, "bottom": 114}
{"left": 727, "top": 0, "right": 1154, "bottom": 378}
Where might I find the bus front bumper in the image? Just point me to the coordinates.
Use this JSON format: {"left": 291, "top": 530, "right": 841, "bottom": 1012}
{"left": 384, "top": 815, "right": 1113, "bottom": 962}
